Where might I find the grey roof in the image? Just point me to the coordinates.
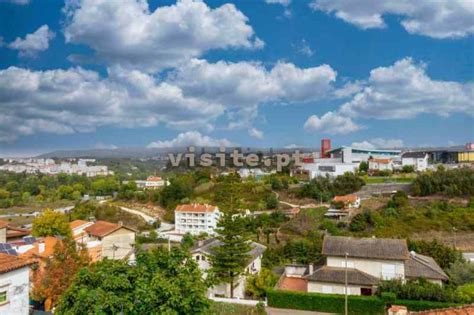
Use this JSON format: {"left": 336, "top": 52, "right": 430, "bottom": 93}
{"left": 323, "top": 236, "right": 409, "bottom": 261}
{"left": 305, "top": 266, "right": 379, "bottom": 286}
{"left": 402, "top": 152, "right": 428, "bottom": 158}
{"left": 190, "top": 238, "right": 266, "bottom": 262}
{"left": 405, "top": 252, "right": 448, "bottom": 281}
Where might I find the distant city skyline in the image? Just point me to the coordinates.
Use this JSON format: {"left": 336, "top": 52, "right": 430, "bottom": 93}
{"left": 0, "top": 0, "right": 473, "bottom": 156}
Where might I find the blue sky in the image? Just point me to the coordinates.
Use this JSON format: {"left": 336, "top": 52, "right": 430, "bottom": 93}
{"left": 0, "top": 0, "right": 473, "bottom": 156}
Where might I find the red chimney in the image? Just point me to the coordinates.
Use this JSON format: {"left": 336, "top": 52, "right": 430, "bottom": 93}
{"left": 321, "top": 139, "right": 331, "bottom": 158}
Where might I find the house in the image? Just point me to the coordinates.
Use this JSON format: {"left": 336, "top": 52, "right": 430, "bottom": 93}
{"left": 369, "top": 158, "right": 393, "bottom": 172}
{"left": 190, "top": 238, "right": 266, "bottom": 298}
{"left": 0, "top": 253, "right": 33, "bottom": 315}
{"left": 0, "top": 220, "right": 30, "bottom": 242}
{"left": 402, "top": 152, "right": 429, "bottom": 172}
{"left": 276, "top": 264, "right": 311, "bottom": 292}
{"left": 300, "top": 236, "right": 447, "bottom": 296}
{"left": 70, "top": 220, "right": 136, "bottom": 262}
{"left": 175, "top": 204, "right": 221, "bottom": 236}
{"left": 333, "top": 195, "right": 361, "bottom": 209}
{"left": 145, "top": 176, "right": 166, "bottom": 189}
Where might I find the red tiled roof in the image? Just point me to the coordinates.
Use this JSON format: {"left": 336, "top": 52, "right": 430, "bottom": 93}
{"left": 21, "top": 236, "right": 60, "bottom": 259}
{"left": 333, "top": 195, "right": 359, "bottom": 203}
{"left": 370, "top": 158, "right": 392, "bottom": 164}
{"left": 70, "top": 220, "right": 89, "bottom": 230}
{"left": 6, "top": 226, "right": 30, "bottom": 239}
{"left": 147, "top": 176, "right": 162, "bottom": 181}
{"left": 175, "top": 204, "right": 218, "bottom": 213}
{"left": 85, "top": 221, "right": 121, "bottom": 237}
{"left": 277, "top": 276, "right": 307, "bottom": 292}
{"left": 0, "top": 253, "right": 32, "bottom": 273}
{"left": 410, "top": 305, "right": 474, "bottom": 314}
{"left": 0, "top": 220, "right": 8, "bottom": 229}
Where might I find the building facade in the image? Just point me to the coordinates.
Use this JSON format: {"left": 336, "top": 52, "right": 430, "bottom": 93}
{"left": 0, "top": 254, "right": 32, "bottom": 315}
{"left": 175, "top": 204, "right": 221, "bottom": 236}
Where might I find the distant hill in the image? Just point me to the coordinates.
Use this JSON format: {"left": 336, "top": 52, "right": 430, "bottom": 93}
{"left": 36, "top": 146, "right": 317, "bottom": 159}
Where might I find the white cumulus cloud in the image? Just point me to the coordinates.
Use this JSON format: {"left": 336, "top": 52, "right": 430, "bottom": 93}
{"left": 249, "top": 128, "right": 264, "bottom": 140}
{"left": 64, "top": 0, "right": 263, "bottom": 71}
{"left": 340, "top": 58, "right": 474, "bottom": 119}
{"left": 310, "top": 0, "right": 474, "bottom": 39}
{"left": 0, "top": 66, "right": 223, "bottom": 142}
{"left": 147, "top": 131, "right": 233, "bottom": 148}
{"left": 304, "top": 111, "right": 361, "bottom": 135}
{"left": 265, "top": 0, "right": 291, "bottom": 6}
{"left": 351, "top": 138, "right": 404, "bottom": 149}
{"left": 8, "top": 25, "right": 55, "bottom": 57}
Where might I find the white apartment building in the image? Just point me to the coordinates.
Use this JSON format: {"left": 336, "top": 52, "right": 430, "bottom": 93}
{"left": 402, "top": 152, "right": 429, "bottom": 172}
{"left": 175, "top": 204, "right": 221, "bottom": 236}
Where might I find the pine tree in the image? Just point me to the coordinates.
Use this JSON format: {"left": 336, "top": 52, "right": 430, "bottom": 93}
{"left": 209, "top": 213, "right": 252, "bottom": 298}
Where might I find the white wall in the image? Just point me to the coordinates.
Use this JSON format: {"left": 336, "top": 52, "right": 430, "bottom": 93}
{"left": 0, "top": 267, "right": 30, "bottom": 315}
{"left": 327, "top": 256, "right": 405, "bottom": 280}
{"left": 101, "top": 228, "right": 136, "bottom": 260}
{"left": 307, "top": 281, "right": 365, "bottom": 295}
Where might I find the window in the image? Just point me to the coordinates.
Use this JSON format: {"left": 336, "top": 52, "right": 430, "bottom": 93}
{"left": 201, "top": 255, "right": 206, "bottom": 261}
{"left": 195, "top": 255, "right": 200, "bottom": 261}
{"left": 0, "top": 291, "right": 6, "bottom": 304}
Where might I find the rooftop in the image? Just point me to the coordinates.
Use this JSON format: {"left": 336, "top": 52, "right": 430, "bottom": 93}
{"left": 191, "top": 238, "right": 266, "bottom": 263}
{"left": 402, "top": 152, "right": 429, "bottom": 159}
{"left": 85, "top": 220, "right": 134, "bottom": 238}
{"left": 405, "top": 252, "right": 448, "bottom": 281}
{"left": 0, "top": 253, "right": 32, "bottom": 274}
{"left": 69, "top": 219, "right": 90, "bottom": 230}
{"left": 327, "top": 146, "right": 401, "bottom": 154}
{"left": 370, "top": 158, "right": 392, "bottom": 164}
{"left": 333, "top": 195, "right": 359, "bottom": 203}
{"left": 277, "top": 276, "right": 307, "bottom": 292}
{"left": 305, "top": 266, "right": 380, "bottom": 286}
{"left": 175, "top": 204, "right": 218, "bottom": 213}
{"left": 322, "top": 236, "right": 409, "bottom": 261}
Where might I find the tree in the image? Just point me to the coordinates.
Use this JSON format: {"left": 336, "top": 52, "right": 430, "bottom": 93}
{"left": 265, "top": 194, "right": 278, "bottom": 209}
{"left": 56, "top": 248, "right": 209, "bottom": 314}
{"left": 32, "top": 209, "right": 72, "bottom": 238}
{"left": 32, "top": 238, "right": 90, "bottom": 310}
{"left": 246, "top": 268, "right": 278, "bottom": 299}
{"left": 209, "top": 213, "right": 252, "bottom": 298}
{"left": 359, "top": 161, "right": 368, "bottom": 173}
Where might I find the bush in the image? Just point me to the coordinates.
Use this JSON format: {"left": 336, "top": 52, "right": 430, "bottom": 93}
{"left": 380, "top": 292, "right": 396, "bottom": 304}
{"left": 267, "top": 290, "right": 385, "bottom": 315}
{"left": 378, "top": 279, "right": 466, "bottom": 303}
{"left": 412, "top": 168, "right": 474, "bottom": 197}
{"left": 455, "top": 283, "right": 474, "bottom": 303}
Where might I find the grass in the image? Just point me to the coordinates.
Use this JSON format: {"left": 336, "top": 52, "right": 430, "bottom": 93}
{"left": 208, "top": 302, "right": 264, "bottom": 315}
{"left": 364, "top": 177, "right": 414, "bottom": 184}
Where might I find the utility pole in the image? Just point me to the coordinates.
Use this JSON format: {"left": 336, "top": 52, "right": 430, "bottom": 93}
{"left": 453, "top": 227, "right": 457, "bottom": 249}
{"left": 345, "top": 252, "right": 348, "bottom": 315}
{"left": 112, "top": 244, "right": 118, "bottom": 260}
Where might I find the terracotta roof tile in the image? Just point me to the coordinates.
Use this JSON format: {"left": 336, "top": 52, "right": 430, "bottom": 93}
{"left": 333, "top": 195, "right": 359, "bottom": 203}
{"left": 0, "top": 253, "right": 32, "bottom": 273}
{"left": 21, "top": 236, "right": 60, "bottom": 259}
{"left": 0, "top": 220, "right": 9, "bottom": 229}
{"left": 85, "top": 221, "right": 121, "bottom": 237}
{"left": 370, "top": 158, "right": 392, "bottom": 164}
{"left": 175, "top": 204, "right": 218, "bottom": 213}
{"left": 410, "top": 305, "right": 474, "bottom": 314}
{"left": 147, "top": 176, "right": 162, "bottom": 181}
{"left": 277, "top": 276, "right": 307, "bottom": 292}
{"left": 70, "top": 220, "right": 90, "bottom": 230}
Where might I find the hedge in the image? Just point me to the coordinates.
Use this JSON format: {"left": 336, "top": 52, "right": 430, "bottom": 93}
{"left": 393, "top": 299, "right": 461, "bottom": 311}
{"left": 266, "top": 290, "right": 385, "bottom": 315}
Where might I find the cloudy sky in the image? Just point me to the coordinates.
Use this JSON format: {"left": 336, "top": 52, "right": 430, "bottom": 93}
{"left": 0, "top": 0, "right": 473, "bottom": 155}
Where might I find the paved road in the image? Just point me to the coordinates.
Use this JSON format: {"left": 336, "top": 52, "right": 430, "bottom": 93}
{"left": 119, "top": 206, "right": 156, "bottom": 223}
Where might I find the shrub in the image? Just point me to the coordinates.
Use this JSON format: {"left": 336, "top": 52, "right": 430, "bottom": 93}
{"left": 455, "top": 283, "right": 474, "bottom": 303}
{"left": 267, "top": 290, "right": 385, "bottom": 315}
{"left": 380, "top": 292, "right": 396, "bottom": 304}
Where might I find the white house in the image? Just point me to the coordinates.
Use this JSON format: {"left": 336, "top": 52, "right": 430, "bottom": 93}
{"left": 402, "top": 152, "right": 429, "bottom": 172}
{"left": 332, "top": 195, "right": 361, "bottom": 209}
{"left": 297, "top": 160, "right": 359, "bottom": 179}
{"left": 369, "top": 158, "right": 393, "bottom": 172}
{"left": 145, "top": 176, "right": 166, "bottom": 189}
{"left": 303, "top": 236, "right": 448, "bottom": 296}
{"left": 175, "top": 204, "right": 221, "bottom": 236}
{"left": 190, "top": 238, "right": 266, "bottom": 298}
{"left": 70, "top": 220, "right": 136, "bottom": 262}
{"left": 0, "top": 253, "right": 32, "bottom": 315}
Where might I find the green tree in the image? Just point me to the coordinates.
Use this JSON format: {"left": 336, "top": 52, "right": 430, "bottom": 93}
{"left": 32, "top": 209, "right": 72, "bottom": 238}
{"left": 408, "top": 239, "right": 463, "bottom": 270}
{"left": 56, "top": 248, "right": 209, "bottom": 314}
{"left": 209, "top": 213, "right": 252, "bottom": 298}
{"left": 246, "top": 268, "right": 278, "bottom": 299}
{"left": 359, "top": 161, "right": 368, "bottom": 173}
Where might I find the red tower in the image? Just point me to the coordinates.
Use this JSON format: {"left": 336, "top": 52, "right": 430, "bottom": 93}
{"left": 320, "top": 138, "right": 331, "bottom": 158}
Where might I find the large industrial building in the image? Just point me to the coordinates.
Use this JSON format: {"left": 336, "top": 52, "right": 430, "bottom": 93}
{"left": 407, "top": 143, "right": 474, "bottom": 164}
{"left": 326, "top": 146, "right": 401, "bottom": 164}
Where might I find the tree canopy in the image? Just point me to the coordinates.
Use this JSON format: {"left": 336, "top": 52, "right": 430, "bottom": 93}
{"left": 32, "top": 209, "right": 72, "bottom": 238}
{"left": 56, "top": 248, "right": 209, "bottom": 314}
